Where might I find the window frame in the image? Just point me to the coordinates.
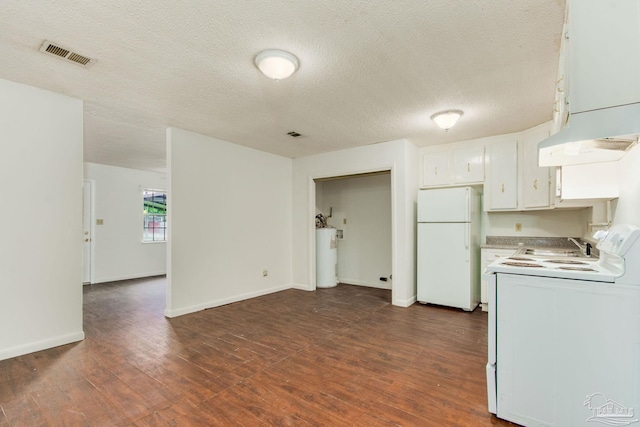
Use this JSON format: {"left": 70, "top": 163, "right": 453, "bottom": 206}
{"left": 142, "top": 189, "right": 167, "bottom": 243}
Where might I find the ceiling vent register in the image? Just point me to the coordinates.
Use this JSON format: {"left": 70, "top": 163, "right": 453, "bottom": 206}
{"left": 40, "top": 40, "right": 96, "bottom": 67}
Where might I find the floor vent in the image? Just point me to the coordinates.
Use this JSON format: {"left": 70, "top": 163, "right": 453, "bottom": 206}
{"left": 40, "top": 40, "right": 96, "bottom": 67}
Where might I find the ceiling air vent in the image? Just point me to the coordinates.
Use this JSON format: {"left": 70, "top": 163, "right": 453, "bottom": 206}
{"left": 287, "top": 131, "right": 302, "bottom": 138}
{"left": 40, "top": 40, "right": 96, "bottom": 67}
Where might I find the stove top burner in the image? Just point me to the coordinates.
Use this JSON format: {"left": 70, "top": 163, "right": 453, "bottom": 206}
{"left": 501, "top": 261, "right": 544, "bottom": 268}
{"left": 544, "top": 259, "right": 589, "bottom": 265}
{"left": 557, "top": 266, "right": 598, "bottom": 272}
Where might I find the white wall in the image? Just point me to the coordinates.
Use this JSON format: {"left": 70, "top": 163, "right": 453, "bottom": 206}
{"left": 0, "top": 79, "right": 84, "bottom": 360}
{"left": 320, "top": 174, "right": 392, "bottom": 289}
{"left": 612, "top": 145, "right": 640, "bottom": 227}
{"left": 84, "top": 163, "right": 167, "bottom": 283}
{"left": 166, "top": 128, "right": 293, "bottom": 317}
{"left": 293, "top": 140, "right": 419, "bottom": 307}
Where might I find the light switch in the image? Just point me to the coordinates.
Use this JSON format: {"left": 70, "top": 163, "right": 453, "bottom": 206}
{"left": 343, "top": 218, "right": 347, "bottom": 225}
{"left": 96, "top": 219, "right": 104, "bottom": 225}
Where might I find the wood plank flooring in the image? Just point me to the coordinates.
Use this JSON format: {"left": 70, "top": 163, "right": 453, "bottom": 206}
{"left": 0, "top": 278, "right": 515, "bottom": 426}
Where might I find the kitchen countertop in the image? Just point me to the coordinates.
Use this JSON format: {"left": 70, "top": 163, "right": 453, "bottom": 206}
{"left": 482, "top": 236, "right": 599, "bottom": 257}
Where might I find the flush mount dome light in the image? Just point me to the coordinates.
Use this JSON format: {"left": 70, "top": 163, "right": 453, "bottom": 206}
{"left": 431, "top": 110, "right": 464, "bottom": 131}
{"left": 255, "top": 49, "right": 299, "bottom": 80}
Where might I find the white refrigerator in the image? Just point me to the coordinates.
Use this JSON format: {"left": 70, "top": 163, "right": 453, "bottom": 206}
{"left": 417, "top": 187, "right": 480, "bottom": 311}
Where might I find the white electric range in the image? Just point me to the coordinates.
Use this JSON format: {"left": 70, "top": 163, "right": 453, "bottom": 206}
{"left": 485, "top": 224, "right": 640, "bottom": 426}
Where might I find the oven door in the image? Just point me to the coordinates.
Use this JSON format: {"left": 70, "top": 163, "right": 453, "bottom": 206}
{"left": 484, "top": 270, "right": 497, "bottom": 414}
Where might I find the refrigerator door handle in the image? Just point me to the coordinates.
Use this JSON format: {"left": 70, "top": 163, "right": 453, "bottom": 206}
{"left": 465, "top": 227, "right": 469, "bottom": 261}
{"left": 466, "top": 188, "right": 470, "bottom": 222}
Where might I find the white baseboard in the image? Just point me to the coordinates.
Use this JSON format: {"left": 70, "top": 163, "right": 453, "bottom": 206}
{"left": 291, "top": 283, "right": 313, "bottom": 291}
{"left": 393, "top": 295, "right": 417, "bottom": 308}
{"left": 164, "top": 284, "right": 293, "bottom": 318}
{"left": 339, "top": 278, "right": 392, "bottom": 290}
{"left": 91, "top": 271, "right": 167, "bottom": 284}
{"left": 0, "top": 331, "right": 85, "bottom": 361}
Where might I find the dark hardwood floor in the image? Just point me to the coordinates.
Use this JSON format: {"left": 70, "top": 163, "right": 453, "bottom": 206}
{"left": 0, "top": 278, "right": 514, "bottom": 426}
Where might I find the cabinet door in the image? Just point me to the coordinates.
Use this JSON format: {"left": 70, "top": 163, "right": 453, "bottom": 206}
{"left": 487, "top": 141, "right": 518, "bottom": 210}
{"left": 569, "top": 0, "right": 640, "bottom": 113}
{"left": 422, "top": 151, "right": 451, "bottom": 187}
{"left": 453, "top": 146, "right": 484, "bottom": 184}
{"left": 560, "top": 162, "right": 620, "bottom": 199}
{"left": 522, "top": 131, "right": 552, "bottom": 208}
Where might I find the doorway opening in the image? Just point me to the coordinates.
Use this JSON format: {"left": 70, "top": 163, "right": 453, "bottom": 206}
{"left": 314, "top": 170, "right": 392, "bottom": 292}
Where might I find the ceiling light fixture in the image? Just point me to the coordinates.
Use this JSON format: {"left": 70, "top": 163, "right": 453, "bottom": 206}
{"left": 431, "top": 110, "right": 464, "bottom": 131}
{"left": 255, "top": 49, "right": 299, "bottom": 80}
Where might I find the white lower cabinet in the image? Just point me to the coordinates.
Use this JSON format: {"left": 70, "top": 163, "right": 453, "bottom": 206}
{"left": 480, "top": 248, "right": 516, "bottom": 311}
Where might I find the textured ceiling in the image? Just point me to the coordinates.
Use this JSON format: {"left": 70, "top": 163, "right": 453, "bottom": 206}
{"left": 0, "top": 0, "right": 565, "bottom": 173}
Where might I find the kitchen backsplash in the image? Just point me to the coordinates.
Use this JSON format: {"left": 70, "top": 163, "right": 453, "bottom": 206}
{"left": 486, "top": 235, "right": 590, "bottom": 249}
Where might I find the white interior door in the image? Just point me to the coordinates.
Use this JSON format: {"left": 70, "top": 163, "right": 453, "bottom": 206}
{"left": 83, "top": 181, "right": 92, "bottom": 284}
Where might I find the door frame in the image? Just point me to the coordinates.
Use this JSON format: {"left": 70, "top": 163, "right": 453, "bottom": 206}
{"left": 83, "top": 180, "right": 96, "bottom": 284}
{"left": 308, "top": 166, "right": 396, "bottom": 301}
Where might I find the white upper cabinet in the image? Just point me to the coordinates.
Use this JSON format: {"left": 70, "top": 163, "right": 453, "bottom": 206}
{"left": 484, "top": 124, "right": 555, "bottom": 211}
{"left": 453, "top": 146, "right": 484, "bottom": 184}
{"left": 559, "top": 162, "right": 620, "bottom": 200}
{"left": 486, "top": 140, "right": 518, "bottom": 210}
{"left": 521, "top": 127, "right": 553, "bottom": 209}
{"left": 568, "top": 0, "right": 640, "bottom": 114}
{"left": 421, "top": 144, "right": 484, "bottom": 187}
{"left": 422, "top": 150, "right": 451, "bottom": 187}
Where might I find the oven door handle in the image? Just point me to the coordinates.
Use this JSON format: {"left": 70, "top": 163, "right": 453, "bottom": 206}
{"left": 485, "top": 271, "right": 497, "bottom": 414}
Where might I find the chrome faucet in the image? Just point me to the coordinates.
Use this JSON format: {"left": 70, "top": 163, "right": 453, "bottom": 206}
{"left": 568, "top": 237, "right": 592, "bottom": 257}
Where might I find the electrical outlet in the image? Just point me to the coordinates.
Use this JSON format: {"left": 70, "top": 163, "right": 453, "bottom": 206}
{"left": 515, "top": 223, "right": 522, "bottom": 232}
{"left": 96, "top": 219, "right": 104, "bottom": 225}
{"left": 262, "top": 269, "right": 268, "bottom": 277}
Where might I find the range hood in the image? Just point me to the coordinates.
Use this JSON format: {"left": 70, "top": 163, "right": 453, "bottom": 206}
{"left": 538, "top": 102, "right": 640, "bottom": 167}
